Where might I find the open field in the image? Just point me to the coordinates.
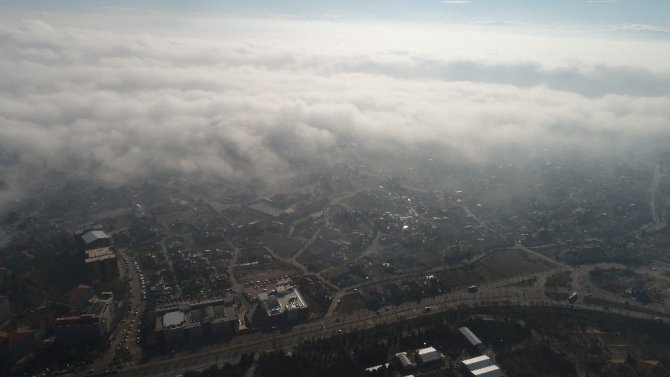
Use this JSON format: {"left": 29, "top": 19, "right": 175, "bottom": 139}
{"left": 437, "top": 248, "right": 555, "bottom": 289}
{"left": 582, "top": 296, "right": 670, "bottom": 318}
{"left": 545, "top": 270, "right": 573, "bottom": 289}
{"left": 259, "top": 234, "right": 305, "bottom": 259}
{"left": 233, "top": 261, "right": 302, "bottom": 284}
{"left": 297, "top": 240, "right": 337, "bottom": 273}
{"left": 334, "top": 292, "right": 368, "bottom": 315}
{"left": 92, "top": 207, "right": 131, "bottom": 232}
{"left": 155, "top": 208, "right": 198, "bottom": 226}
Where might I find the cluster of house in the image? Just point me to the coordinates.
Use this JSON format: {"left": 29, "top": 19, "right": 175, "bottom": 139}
{"left": 0, "top": 229, "right": 123, "bottom": 364}
{"left": 47, "top": 230, "right": 122, "bottom": 346}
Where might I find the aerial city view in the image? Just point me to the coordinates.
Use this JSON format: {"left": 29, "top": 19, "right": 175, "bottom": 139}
{"left": 0, "top": 1, "right": 670, "bottom": 376}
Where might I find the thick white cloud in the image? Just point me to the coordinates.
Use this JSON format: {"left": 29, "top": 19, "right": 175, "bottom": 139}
{"left": 0, "top": 17, "right": 670, "bottom": 207}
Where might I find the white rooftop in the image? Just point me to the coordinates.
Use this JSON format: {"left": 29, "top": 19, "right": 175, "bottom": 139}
{"left": 163, "top": 311, "right": 185, "bottom": 328}
{"left": 395, "top": 352, "right": 412, "bottom": 368}
{"left": 418, "top": 346, "right": 438, "bottom": 355}
{"left": 472, "top": 365, "right": 504, "bottom": 377}
{"left": 463, "top": 355, "right": 491, "bottom": 365}
{"left": 417, "top": 347, "right": 443, "bottom": 364}
{"left": 459, "top": 326, "right": 483, "bottom": 346}
{"left": 463, "top": 355, "right": 495, "bottom": 373}
{"left": 81, "top": 230, "right": 110, "bottom": 245}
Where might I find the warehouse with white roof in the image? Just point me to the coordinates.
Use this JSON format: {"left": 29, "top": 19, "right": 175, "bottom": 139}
{"left": 462, "top": 355, "right": 505, "bottom": 377}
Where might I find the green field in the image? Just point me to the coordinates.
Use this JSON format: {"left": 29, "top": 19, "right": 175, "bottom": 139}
{"left": 334, "top": 292, "right": 368, "bottom": 315}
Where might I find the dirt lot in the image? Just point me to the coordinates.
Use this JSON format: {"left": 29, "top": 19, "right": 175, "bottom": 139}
{"left": 435, "top": 248, "right": 555, "bottom": 288}
{"left": 233, "top": 261, "right": 302, "bottom": 284}
{"left": 334, "top": 292, "right": 368, "bottom": 315}
{"left": 259, "top": 234, "right": 305, "bottom": 259}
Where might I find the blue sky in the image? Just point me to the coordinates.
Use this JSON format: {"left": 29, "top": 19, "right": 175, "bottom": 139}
{"left": 2, "top": 0, "right": 670, "bottom": 27}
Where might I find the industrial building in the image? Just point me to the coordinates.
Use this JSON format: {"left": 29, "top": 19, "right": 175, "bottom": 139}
{"left": 459, "top": 326, "right": 484, "bottom": 350}
{"left": 416, "top": 346, "right": 445, "bottom": 367}
{"left": 0, "top": 327, "right": 36, "bottom": 363}
{"left": 394, "top": 351, "right": 416, "bottom": 373}
{"left": 258, "top": 284, "right": 309, "bottom": 326}
{"left": 0, "top": 295, "right": 11, "bottom": 324}
{"left": 155, "top": 298, "right": 239, "bottom": 346}
{"left": 462, "top": 355, "right": 505, "bottom": 377}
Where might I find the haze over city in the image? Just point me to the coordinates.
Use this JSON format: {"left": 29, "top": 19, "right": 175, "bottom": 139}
{"left": 1, "top": 1, "right": 670, "bottom": 207}
{"left": 0, "top": 1, "right": 669, "bottom": 377}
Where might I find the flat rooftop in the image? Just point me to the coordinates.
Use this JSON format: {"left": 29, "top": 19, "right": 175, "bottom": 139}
{"left": 471, "top": 365, "right": 504, "bottom": 377}
{"left": 163, "top": 311, "right": 185, "bottom": 328}
{"left": 463, "top": 355, "right": 491, "bottom": 365}
{"left": 463, "top": 355, "right": 494, "bottom": 372}
{"left": 156, "top": 298, "right": 238, "bottom": 331}
{"left": 81, "top": 230, "right": 110, "bottom": 245}
{"left": 417, "top": 347, "right": 443, "bottom": 364}
{"left": 262, "top": 285, "right": 307, "bottom": 317}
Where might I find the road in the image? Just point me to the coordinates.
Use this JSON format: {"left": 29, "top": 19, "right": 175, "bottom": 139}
{"left": 104, "top": 172, "right": 670, "bottom": 376}
{"left": 116, "top": 282, "right": 667, "bottom": 377}
{"left": 159, "top": 238, "right": 182, "bottom": 298}
{"left": 81, "top": 251, "right": 145, "bottom": 375}
{"left": 647, "top": 164, "right": 667, "bottom": 232}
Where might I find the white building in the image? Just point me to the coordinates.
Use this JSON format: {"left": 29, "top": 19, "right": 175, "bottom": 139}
{"left": 462, "top": 355, "right": 505, "bottom": 377}
{"left": 416, "top": 346, "right": 444, "bottom": 365}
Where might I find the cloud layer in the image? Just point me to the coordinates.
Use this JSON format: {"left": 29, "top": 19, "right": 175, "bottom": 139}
{"left": 1, "top": 18, "right": 670, "bottom": 207}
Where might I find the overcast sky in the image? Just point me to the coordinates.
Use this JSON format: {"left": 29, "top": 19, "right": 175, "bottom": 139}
{"left": 0, "top": 1, "right": 669, "bottom": 208}
{"left": 4, "top": 0, "right": 670, "bottom": 26}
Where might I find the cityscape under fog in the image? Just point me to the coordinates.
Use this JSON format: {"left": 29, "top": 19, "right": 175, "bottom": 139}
{"left": 1, "top": 1, "right": 670, "bottom": 376}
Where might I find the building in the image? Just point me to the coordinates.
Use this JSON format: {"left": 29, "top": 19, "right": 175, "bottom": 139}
{"left": 394, "top": 352, "right": 416, "bottom": 372}
{"left": 470, "top": 365, "right": 504, "bottom": 377}
{"left": 77, "top": 229, "right": 119, "bottom": 283}
{"left": 155, "top": 298, "right": 239, "bottom": 346}
{"left": 54, "top": 293, "right": 115, "bottom": 345}
{"left": 462, "top": 355, "right": 493, "bottom": 371}
{"left": 79, "top": 230, "right": 112, "bottom": 250}
{"left": 416, "top": 346, "right": 445, "bottom": 367}
{"left": 0, "top": 295, "right": 11, "bottom": 324}
{"left": 568, "top": 291, "right": 578, "bottom": 303}
{"left": 55, "top": 315, "right": 105, "bottom": 345}
{"left": 258, "top": 284, "right": 309, "bottom": 326}
{"left": 84, "top": 247, "right": 119, "bottom": 283}
{"left": 0, "top": 327, "right": 36, "bottom": 363}
{"left": 459, "top": 326, "right": 484, "bottom": 350}
{"left": 85, "top": 293, "right": 115, "bottom": 335}
{"left": 65, "top": 284, "right": 95, "bottom": 309}
{"left": 462, "top": 355, "right": 504, "bottom": 377}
